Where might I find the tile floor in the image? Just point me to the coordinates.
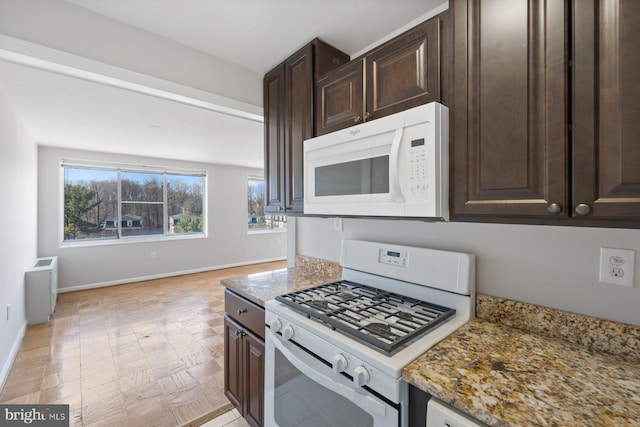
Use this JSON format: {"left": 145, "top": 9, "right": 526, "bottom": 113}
{"left": 0, "top": 260, "right": 286, "bottom": 427}
{"left": 200, "top": 408, "right": 250, "bottom": 427}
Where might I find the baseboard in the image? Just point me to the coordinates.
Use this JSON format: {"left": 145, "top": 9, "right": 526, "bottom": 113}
{"left": 57, "top": 257, "right": 287, "bottom": 294}
{"left": 0, "top": 319, "right": 27, "bottom": 395}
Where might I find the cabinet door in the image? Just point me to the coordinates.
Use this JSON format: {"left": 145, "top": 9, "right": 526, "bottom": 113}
{"left": 451, "top": 0, "right": 568, "bottom": 219}
{"left": 264, "top": 65, "right": 286, "bottom": 213}
{"left": 366, "top": 15, "right": 442, "bottom": 120}
{"left": 316, "top": 60, "right": 365, "bottom": 135}
{"left": 223, "top": 316, "right": 244, "bottom": 411}
{"left": 243, "top": 331, "right": 265, "bottom": 427}
{"left": 285, "top": 45, "right": 313, "bottom": 213}
{"left": 573, "top": 0, "right": 640, "bottom": 221}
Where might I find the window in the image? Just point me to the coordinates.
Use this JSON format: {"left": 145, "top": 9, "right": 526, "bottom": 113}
{"left": 248, "top": 176, "right": 286, "bottom": 232}
{"left": 62, "top": 161, "right": 205, "bottom": 243}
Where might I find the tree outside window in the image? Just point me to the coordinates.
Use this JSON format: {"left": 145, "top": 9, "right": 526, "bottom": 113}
{"left": 248, "top": 176, "right": 286, "bottom": 232}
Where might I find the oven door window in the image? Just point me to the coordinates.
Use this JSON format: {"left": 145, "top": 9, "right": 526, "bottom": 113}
{"left": 314, "top": 155, "right": 389, "bottom": 197}
{"left": 273, "top": 348, "right": 374, "bottom": 427}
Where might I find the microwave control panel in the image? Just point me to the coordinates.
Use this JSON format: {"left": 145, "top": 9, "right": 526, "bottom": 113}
{"left": 408, "top": 138, "right": 428, "bottom": 197}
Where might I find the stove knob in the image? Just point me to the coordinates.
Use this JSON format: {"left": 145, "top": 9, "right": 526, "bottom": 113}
{"left": 269, "top": 318, "right": 282, "bottom": 333}
{"left": 282, "top": 325, "right": 295, "bottom": 341}
{"left": 353, "top": 366, "right": 370, "bottom": 387}
{"left": 332, "top": 354, "right": 348, "bottom": 374}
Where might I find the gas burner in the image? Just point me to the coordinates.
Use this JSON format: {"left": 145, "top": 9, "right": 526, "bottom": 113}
{"left": 307, "top": 300, "right": 331, "bottom": 311}
{"left": 335, "top": 291, "right": 355, "bottom": 301}
{"left": 363, "top": 323, "right": 394, "bottom": 339}
{"left": 276, "top": 280, "right": 456, "bottom": 354}
{"left": 397, "top": 312, "right": 413, "bottom": 321}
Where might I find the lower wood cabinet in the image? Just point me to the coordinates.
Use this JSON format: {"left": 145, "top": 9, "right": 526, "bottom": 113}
{"left": 224, "top": 290, "right": 265, "bottom": 427}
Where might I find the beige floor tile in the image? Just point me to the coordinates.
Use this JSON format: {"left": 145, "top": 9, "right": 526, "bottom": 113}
{"left": 171, "top": 396, "right": 215, "bottom": 425}
{"left": 0, "top": 261, "right": 285, "bottom": 426}
{"left": 122, "top": 381, "right": 165, "bottom": 408}
{"left": 119, "top": 368, "right": 156, "bottom": 393}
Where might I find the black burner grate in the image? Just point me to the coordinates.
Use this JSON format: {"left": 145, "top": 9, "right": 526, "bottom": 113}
{"left": 275, "top": 280, "right": 456, "bottom": 354}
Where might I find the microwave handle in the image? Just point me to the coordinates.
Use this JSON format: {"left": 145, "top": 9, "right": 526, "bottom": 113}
{"left": 389, "top": 128, "right": 404, "bottom": 202}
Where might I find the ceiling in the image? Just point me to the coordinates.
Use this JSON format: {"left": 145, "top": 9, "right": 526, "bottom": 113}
{"left": 0, "top": 0, "right": 446, "bottom": 168}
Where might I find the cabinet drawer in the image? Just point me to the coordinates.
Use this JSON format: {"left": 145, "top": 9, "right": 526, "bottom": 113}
{"left": 225, "top": 289, "right": 265, "bottom": 340}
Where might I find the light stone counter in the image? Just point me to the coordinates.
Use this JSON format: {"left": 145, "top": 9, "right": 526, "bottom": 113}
{"left": 403, "top": 295, "right": 640, "bottom": 426}
{"left": 220, "top": 255, "right": 342, "bottom": 307}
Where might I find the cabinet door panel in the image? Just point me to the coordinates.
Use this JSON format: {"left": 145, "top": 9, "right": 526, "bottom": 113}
{"left": 573, "top": 0, "right": 640, "bottom": 220}
{"left": 243, "top": 331, "right": 265, "bottom": 427}
{"left": 285, "top": 46, "right": 313, "bottom": 213}
{"left": 224, "top": 316, "right": 243, "bottom": 411}
{"left": 451, "top": 0, "right": 568, "bottom": 218}
{"left": 366, "top": 16, "right": 441, "bottom": 119}
{"left": 316, "top": 60, "right": 365, "bottom": 135}
{"left": 264, "top": 65, "right": 286, "bottom": 213}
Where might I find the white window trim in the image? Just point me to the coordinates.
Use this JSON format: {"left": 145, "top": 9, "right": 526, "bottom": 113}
{"left": 59, "top": 158, "right": 208, "bottom": 247}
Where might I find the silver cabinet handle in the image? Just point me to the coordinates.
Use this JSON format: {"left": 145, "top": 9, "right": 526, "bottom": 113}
{"left": 575, "top": 203, "right": 592, "bottom": 216}
{"left": 278, "top": 206, "right": 284, "bottom": 212}
{"left": 547, "top": 203, "right": 562, "bottom": 214}
{"left": 237, "top": 308, "right": 247, "bottom": 315}
{"left": 353, "top": 115, "right": 362, "bottom": 123}
{"left": 364, "top": 111, "right": 372, "bottom": 121}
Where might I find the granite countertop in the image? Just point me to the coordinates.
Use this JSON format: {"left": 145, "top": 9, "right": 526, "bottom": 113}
{"left": 220, "top": 256, "right": 342, "bottom": 306}
{"left": 403, "top": 296, "right": 640, "bottom": 427}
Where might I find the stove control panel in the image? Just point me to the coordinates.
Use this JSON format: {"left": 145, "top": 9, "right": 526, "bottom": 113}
{"left": 378, "top": 248, "right": 409, "bottom": 267}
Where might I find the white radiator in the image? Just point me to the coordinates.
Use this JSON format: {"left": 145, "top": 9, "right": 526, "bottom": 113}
{"left": 25, "top": 256, "right": 58, "bottom": 325}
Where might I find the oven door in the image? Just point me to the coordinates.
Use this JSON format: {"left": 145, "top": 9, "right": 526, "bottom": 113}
{"left": 265, "top": 329, "right": 401, "bottom": 427}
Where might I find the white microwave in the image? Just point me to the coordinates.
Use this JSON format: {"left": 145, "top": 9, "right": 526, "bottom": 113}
{"left": 303, "top": 102, "right": 449, "bottom": 219}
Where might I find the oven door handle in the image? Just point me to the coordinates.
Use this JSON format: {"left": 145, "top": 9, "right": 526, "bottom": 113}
{"left": 268, "top": 331, "right": 387, "bottom": 417}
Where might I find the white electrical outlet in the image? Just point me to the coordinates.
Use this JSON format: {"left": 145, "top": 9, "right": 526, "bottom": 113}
{"left": 333, "top": 217, "right": 343, "bottom": 231}
{"left": 599, "top": 247, "right": 635, "bottom": 287}
{"left": 150, "top": 252, "right": 157, "bottom": 260}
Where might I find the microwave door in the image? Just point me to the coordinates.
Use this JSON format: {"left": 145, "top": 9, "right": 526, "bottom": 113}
{"left": 305, "top": 129, "right": 406, "bottom": 216}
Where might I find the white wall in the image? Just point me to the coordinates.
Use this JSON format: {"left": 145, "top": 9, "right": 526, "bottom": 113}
{"left": 38, "top": 146, "right": 286, "bottom": 291}
{"left": 0, "top": 87, "right": 37, "bottom": 387}
{"left": 295, "top": 217, "right": 640, "bottom": 326}
{"left": 0, "top": 0, "right": 262, "bottom": 107}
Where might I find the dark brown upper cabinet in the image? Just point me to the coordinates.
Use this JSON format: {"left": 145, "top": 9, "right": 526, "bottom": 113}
{"left": 451, "top": 0, "right": 569, "bottom": 220}
{"left": 264, "top": 39, "right": 349, "bottom": 214}
{"left": 315, "top": 60, "right": 365, "bottom": 136}
{"left": 264, "top": 64, "right": 286, "bottom": 213}
{"left": 572, "top": 0, "right": 640, "bottom": 221}
{"left": 366, "top": 14, "right": 443, "bottom": 119}
{"left": 451, "top": 0, "right": 640, "bottom": 226}
{"left": 316, "top": 12, "right": 448, "bottom": 136}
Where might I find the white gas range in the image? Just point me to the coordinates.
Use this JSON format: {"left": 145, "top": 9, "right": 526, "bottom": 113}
{"left": 264, "top": 239, "right": 475, "bottom": 427}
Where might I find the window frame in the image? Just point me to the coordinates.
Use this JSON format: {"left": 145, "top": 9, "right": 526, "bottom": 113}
{"left": 247, "top": 174, "right": 286, "bottom": 234}
{"left": 60, "top": 158, "right": 208, "bottom": 247}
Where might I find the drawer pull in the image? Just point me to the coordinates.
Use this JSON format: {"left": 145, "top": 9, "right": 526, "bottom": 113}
{"left": 237, "top": 308, "right": 247, "bottom": 315}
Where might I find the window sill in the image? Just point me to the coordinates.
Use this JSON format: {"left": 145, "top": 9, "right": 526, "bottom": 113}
{"left": 60, "top": 232, "right": 207, "bottom": 249}
{"left": 247, "top": 228, "right": 287, "bottom": 235}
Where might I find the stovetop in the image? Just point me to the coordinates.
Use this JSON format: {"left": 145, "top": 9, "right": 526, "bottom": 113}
{"left": 275, "top": 280, "right": 456, "bottom": 354}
